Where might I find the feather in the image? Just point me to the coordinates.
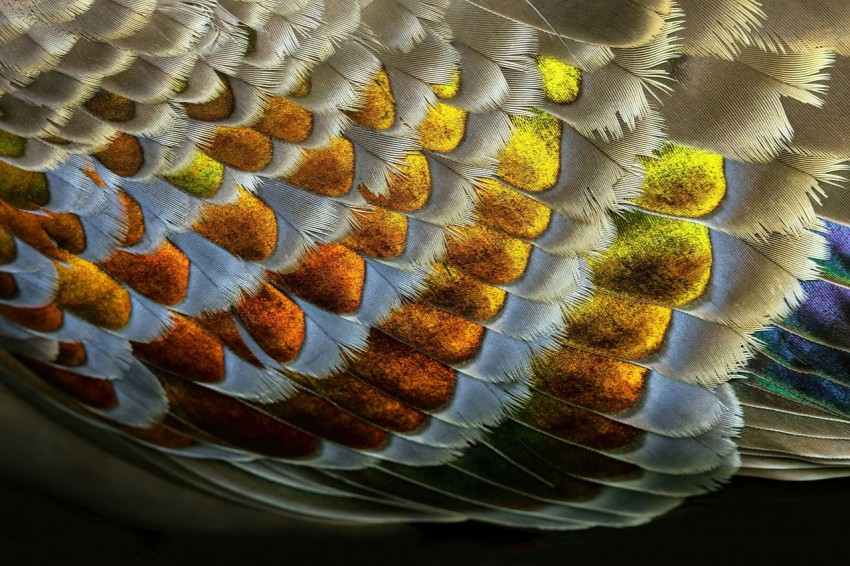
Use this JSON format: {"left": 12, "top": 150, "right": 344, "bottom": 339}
{"left": 750, "top": 0, "right": 850, "bottom": 56}
{"left": 464, "top": 0, "right": 668, "bottom": 49}
{"left": 6, "top": 0, "right": 850, "bottom": 529}
{"left": 706, "top": 154, "right": 838, "bottom": 239}
{"left": 662, "top": 56, "right": 793, "bottom": 162}
{"left": 542, "top": 12, "right": 680, "bottom": 141}
{"left": 170, "top": 231, "right": 265, "bottom": 316}
{"left": 785, "top": 55, "right": 850, "bottom": 159}
{"left": 676, "top": 0, "right": 764, "bottom": 59}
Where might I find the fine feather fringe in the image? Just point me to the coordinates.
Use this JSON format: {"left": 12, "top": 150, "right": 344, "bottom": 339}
{"left": 11, "top": 0, "right": 850, "bottom": 529}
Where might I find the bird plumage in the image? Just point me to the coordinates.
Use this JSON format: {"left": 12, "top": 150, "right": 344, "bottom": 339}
{"left": 0, "top": 0, "right": 848, "bottom": 530}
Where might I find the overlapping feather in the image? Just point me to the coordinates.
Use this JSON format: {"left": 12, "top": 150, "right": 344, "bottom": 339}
{"left": 0, "top": 0, "right": 849, "bottom": 529}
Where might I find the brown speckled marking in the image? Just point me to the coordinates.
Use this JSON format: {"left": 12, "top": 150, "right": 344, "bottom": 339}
{"left": 113, "top": 421, "right": 196, "bottom": 449}
{"left": 0, "top": 272, "right": 16, "bottom": 298}
{"left": 294, "top": 372, "right": 428, "bottom": 433}
{"left": 184, "top": 75, "right": 235, "bottom": 121}
{"left": 564, "top": 293, "right": 672, "bottom": 360}
{"left": 342, "top": 207, "right": 407, "bottom": 260}
{"left": 117, "top": 191, "right": 145, "bottom": 247}
{"left": 0, "top": 303, "right": 64, "bottom": 333}
{"left": 0, "top": 222, "right": 16, "bottom": 264}
{"left": 361, "top": 153, "right": 430, "bottom": 212}
{"left": 201, "top": 127, "right": 273, "bottom": 172}
{"left": 380, "top": 302, "right": 485, "bottom": 365}
{"left": 23, "top": 359, "right": 117, "bottom": 410}
{"left": 195, "top": 310, "right": 262, "bottom": 365}
{"left": 43, "top": 212, "right": 86, "bottom": 254}
{"left": 423, "top": 263, "right": 506, "bottom": 321}
{"left": 100, "top": 242, "right": 190, "bottom": 306}
{"left": 0, "top": 161, "right": 49, "bottom": 209}
{"left": 533, "top": 347, "right": 646, "bottom": 415}
{"left": 85, "top": 90, "right": 136, "bottom": 122}
{"left": 346, "top": 69, "right": 396, "bottom": 130}
{"left": 286, "top": 138, "right": 354, "bottom": 197}
{"left": 265, "top": 392, "right": 388, "bottom": 450}
{"left": 133, "top": 315, "right": 225, "bottom": 384}
{"left": 94, "top": 133, "right": 144, "bottom": 177}
{"left": 475, "top": 180, "right": 551, "bottom": 240}
{"left": 253, "top": 97, "right": 313, "bottom": 143}
{"left": 446, "top": 224, "right": 532, "bottom": 285}
{"left": 193, "top": 188, "right": 278, "bottom": 261}
{"left": 157, "top": 371, "right": 320, "bottom": 458}
{"left": 55, "top": 257, "right": 132, "bottom": 330}
{"left": 0, "top": 204, "right": 65, "bottom": 260}
{"left": 234, "top": 283, "right": 305, "bottom": 364}
{"left": 348, "top": 330, "right": 456, "bottom": 411}
{"left": 272, "top": 244, "right": 365, "bottom": 314}
{"left": 519, "top": 396, "right": 642, "bottom": 451}
{"left": 54, "top": 342, "right": 88, "bottom": 367}
{"left": 488, "top": 422, "right": 641, "bottom": 483}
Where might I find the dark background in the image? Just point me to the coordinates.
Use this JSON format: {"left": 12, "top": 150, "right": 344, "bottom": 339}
{"left": 0, "top": 474, "right": 845, "bottom": 565}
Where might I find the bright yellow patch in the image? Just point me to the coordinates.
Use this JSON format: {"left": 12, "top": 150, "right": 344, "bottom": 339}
{"left": 347, "top": 69, "right": 396, "bottom": 130}
{"left": 564, "top": 293, "right": 672, "bottom": 360}
{"left": 55, "top": 257, "right": 132, "bottom": 330}
{"left": 635, "top": 144, "right": 726, "bottom": 218}
{"left": 431, "top": 70, "right": 461, "bottom": 99}
{"left": 537, "top": 56, "right": 582, "bottom": 104}
{"left": 361, "top": 152, "right": 431, "bottom": 212}
{"left": 418, "top": 103, "right": 467, "bottom": 153}
{"left": 498, "top": 112, "right": 561, "bottom": 193}
{"left": 165, "top": 151, "right": 224, "bottom": 198}
{"left": 590, "top": 211, "right": 713, "bottom": 307}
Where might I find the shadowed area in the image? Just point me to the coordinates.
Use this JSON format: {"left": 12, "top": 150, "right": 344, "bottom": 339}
{"left": 1, "top": 380, "right": 848, "bottom": 563}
